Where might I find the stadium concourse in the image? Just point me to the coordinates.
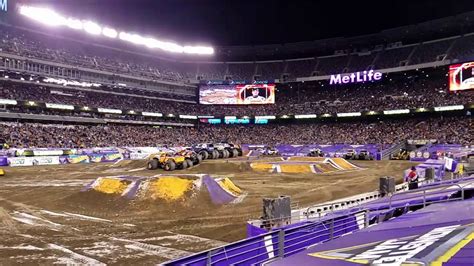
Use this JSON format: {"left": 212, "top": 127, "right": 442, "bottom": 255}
{"left": 0, "top": 1, "right": 474, "bottom": 265}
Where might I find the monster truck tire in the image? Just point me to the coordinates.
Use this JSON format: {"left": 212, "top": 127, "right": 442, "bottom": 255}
{"left": 212, "top": 150, "right": 219, "bottom": 159}
{"left": 180, "top": 160, "right": 188, "bottom": 169}
{"left": 196, "top": 154, "right": 203, "bottom": 164}
{"left": 223, "top": 150, "right": 229, "bottom": 158}
{"left": 200, "top": 151, "right": 208, "bottom": 160}
{"left": 147, "top": 159, "right": 159, "bottom": 170}
{"left": 186, "top": 159, "right": 193, "bottom": 168}
{"left": 231, "top": 149, "right": 239, "bottom": 158}
{"left": 164, "top": 160, "right": 176, "bottom": 171}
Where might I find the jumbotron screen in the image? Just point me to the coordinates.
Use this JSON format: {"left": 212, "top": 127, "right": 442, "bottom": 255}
{"left": 449, "top": 62, "right": 474, "bottom": 92}
{"left": 199, "top": 84, "right": 275, "bottom": 105}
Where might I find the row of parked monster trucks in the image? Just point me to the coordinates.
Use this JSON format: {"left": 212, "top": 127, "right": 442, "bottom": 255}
{"left": 147, "top": 142, "right": 242, "bottom": 171}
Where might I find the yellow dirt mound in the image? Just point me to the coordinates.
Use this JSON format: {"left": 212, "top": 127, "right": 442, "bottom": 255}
{"left": 93, "top": 178, "right": 130, "bottom": 195}
{"left": 332, "top": 158, "right": 358, "bottom": 170}
{"left": 147, "top": 177, "right": 194, "bottom": 201}
{"left": 218, "top": 177, "right": 242, "bottom": 196}
{"left": 250, "top": 163, "right": 274, "bottom": 172}
{"left": 279, "top": 164, "right": 313, "bottom": 173}
{"left": 315, "top": 163, "right": 338, "bottom": 173}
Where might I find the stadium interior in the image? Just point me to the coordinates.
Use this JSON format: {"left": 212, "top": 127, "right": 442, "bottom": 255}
{"left": 0, "top": 1, "right": 473, "bottom": 265}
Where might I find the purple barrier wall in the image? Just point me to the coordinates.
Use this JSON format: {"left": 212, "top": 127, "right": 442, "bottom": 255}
{"left": 0, "top": 156, "right": 8, "bottom": 166}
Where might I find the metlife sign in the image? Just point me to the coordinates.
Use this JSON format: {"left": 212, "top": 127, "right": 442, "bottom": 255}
{"left": 0, "top": 0, "right": 7, "bottom": 12}
{"left": 330, "top": 70, "right": 383, "bottom": 85}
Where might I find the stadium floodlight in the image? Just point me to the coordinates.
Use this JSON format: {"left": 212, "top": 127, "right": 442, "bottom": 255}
{"left": 224, "top": 116, "right": 237, "bottom": 120}
{"left": 197, "top": 115, "right": 214, "bottom": 119}
{"left": 19, "top": 6, "right": 66, "bottom": 27}
{"left": 184, "top": 46, "right": 215, "bottom": 55}
{"left": 434, "top": 105, "right": 464, "bottom": 112}
{"left": 28, "top": 101, "right": 35, "bottom": 106}
{"left": 102, "top": 27, "right": 117, "bottom": 38}
{"left": 66, "top": 18, "right": 83, "bottom": 30}
{"left": 383, "top": 109, "right": 410, "bottom": 115}
{"left": 83, "top": 21, "right": 102, "bottom": 35}
{"left": 19, "top": 5, "right": 214, "bottom": 55}
{"left": 337, "top": 112, "right": 361, "bottom": 117}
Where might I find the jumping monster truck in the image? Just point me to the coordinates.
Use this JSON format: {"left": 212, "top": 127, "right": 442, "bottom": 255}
{"left": 147, "top": 152, "right": 194, "bottom": 171}
{"left": 259, "top": 146, "right": 279, "bottom": 156}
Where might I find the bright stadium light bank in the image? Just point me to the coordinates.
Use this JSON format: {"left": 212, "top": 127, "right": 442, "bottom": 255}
{"left": 330, "top": 70, "right": 383, "bottom": 85}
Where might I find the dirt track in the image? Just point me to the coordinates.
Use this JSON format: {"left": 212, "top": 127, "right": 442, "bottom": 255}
{"left": 0, "top": 159, "right": 416, "bottom": 264}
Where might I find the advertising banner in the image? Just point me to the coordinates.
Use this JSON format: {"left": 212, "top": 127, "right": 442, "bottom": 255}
{"left": 199, "top": 84, "right": 275, "bottom": 105}
{"left": 129, "top": 153, "right": 151, "bottom": 160}
{"left": 8, "top": 156, "right": 60, "bottom": 167}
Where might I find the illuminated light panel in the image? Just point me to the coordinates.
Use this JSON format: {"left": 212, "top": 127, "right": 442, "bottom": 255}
{"left": 19, "top": 5, "right": 214, "bottom": 55}
{"left": 434, "top": 105, "right": 464, "bottom": 112}
{"left": 295, "top": 114, "right": 317, "bottom": 119}
{"left": 255, "top": 115, "right": 276, "bottom": 120}
{"left": 102, "top": 27, "right": 117, "bottom": 38}
{"left": 224, "top": 116, "right": 237, "bottom": 120}
{"left": 83, "top": 21, "right": 102, "bottom": 35}
{"left": 0, "top": 99, "right": 17, "bottom": 105}
{"left": 383, "top": 109, "right": 410, "bottom": 115}
{"left": 98, "top": 108, "right": 122, "bottom": 114}
{"left": 179, "top": 115, "right": 198, "bottom": 119}
{"left": 142, "top": 112, "right": 163, "bottom": 117}
{"left": 45, "top": 103, "right": 74, "bottom": 110}
{"left": 197, "top": 115, "right": 214, "bottom": 119}
{"left": 336, "top": 112, "right": 362, "bottom": 117}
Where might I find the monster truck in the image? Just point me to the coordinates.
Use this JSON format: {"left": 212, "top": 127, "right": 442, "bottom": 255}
{"left": 343, "top": 149, "right": 357, "bottom": 160}
{"left": 213, "top": 142, "right": 242, "bottom": 158}
{"left": 147, "top": 152, "right": 193, "bottom": 171}
{"left": 192, "top": 143, "right": 218, "bottom": 160}
{"left": 307, "top": 148, "right": 324, "bottom": 157}
{"left": 259, "top": 146, "right": 279, "bottom": 156}
{"left": 177, "top": 149, "right": 203, "bottom": 166}
{"left": 357, "top": 150, "right": 374, "bottom": 160}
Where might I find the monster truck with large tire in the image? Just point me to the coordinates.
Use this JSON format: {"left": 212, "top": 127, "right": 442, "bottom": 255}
{"left": 191, "top": 143, "right": 218, "bottom": 160}
{"left": 357, "top": 150, "right": 374, "bottom": 160}
{"left": 213, "top": 142, "right": 242, "bottom": 158}
{"left": 147, "top": 152, "right": 190, "bottom": 171}
{"left": 307, "top": 148, "right": 324, "bottom": 157}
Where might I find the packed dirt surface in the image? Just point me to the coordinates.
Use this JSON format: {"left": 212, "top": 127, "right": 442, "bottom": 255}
{"left": 0, "top": 159, "right": 417, "bottom": 264}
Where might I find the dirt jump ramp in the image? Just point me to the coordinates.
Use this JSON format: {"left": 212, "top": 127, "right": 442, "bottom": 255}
{"left": 82, "top": 174, "right": 244, "bottom": 205}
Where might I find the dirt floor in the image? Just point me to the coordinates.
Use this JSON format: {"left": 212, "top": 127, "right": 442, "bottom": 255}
{"left": 0, "top": 158, "right": 417, "bottom": 264}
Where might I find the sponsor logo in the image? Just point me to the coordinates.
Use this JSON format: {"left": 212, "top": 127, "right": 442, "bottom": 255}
{"left": 309, "top": 225, "right": 465, "bottom": 264}
{"left": 330, "top": 70, "right": 382, "bottom": 85}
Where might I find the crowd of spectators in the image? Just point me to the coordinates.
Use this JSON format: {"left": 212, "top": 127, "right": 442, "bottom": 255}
{"left": 0, "top": 116, "right": 471, "bottom": 148}
{"left": 0, "top": 66, "right": 472, "bottom": 118}
{"left": 2, "top": 23, "right": 474, "bottom": 82}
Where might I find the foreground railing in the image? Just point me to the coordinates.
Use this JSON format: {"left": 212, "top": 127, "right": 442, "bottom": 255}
{"left": 165, "top": 176, "right": 474, "bottom": 266}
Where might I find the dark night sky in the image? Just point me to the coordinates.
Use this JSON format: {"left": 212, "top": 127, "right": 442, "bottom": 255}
{"left": 14, "top": 0, "right": 474, "bottom": 46}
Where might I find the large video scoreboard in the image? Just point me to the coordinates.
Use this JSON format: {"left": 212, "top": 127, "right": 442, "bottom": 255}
{"left": 449, "top": 61, "right": 474, "bottom": 92}
{"left": 199, "top": 83, "right": 275, "bottom": 105}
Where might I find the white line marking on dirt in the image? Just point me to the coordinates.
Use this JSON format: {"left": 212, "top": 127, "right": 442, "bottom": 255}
{"left": 62, "top": 212, "right": 112, "bottom": 223}
{"left": 0, "top": 245, "right": 44, "bottom": 251}
{"left": 110, "top": 237, "right": 192, "bottom": 259}
{"left": 128, "top": 167, "right": 146, "bottom": 172}
{"left": 48, "top": 243, "right": 106, "bottom": 265}
{"left": 40, "top": 210, "right": 70, "bottom": 217}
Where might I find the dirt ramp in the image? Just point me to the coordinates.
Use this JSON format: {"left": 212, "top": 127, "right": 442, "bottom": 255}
{"left": 82, "top": 175, "right": 245, "bottom": 205}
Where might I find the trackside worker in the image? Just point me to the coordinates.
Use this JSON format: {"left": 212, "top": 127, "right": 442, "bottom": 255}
{"left": 406, "top": 166, "right": 419, "bottom": 190}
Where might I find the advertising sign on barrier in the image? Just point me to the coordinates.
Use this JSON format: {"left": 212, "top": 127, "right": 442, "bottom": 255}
{"left": 129, "top": 153, "right": 151, "bottom": 160}
{"left": 8, "top": 156, "right": 60, "bottom": 167}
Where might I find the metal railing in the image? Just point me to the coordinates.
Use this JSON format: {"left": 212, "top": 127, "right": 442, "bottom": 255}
{"left": 165, "top": 176, "right": 474, "bottom": 266}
